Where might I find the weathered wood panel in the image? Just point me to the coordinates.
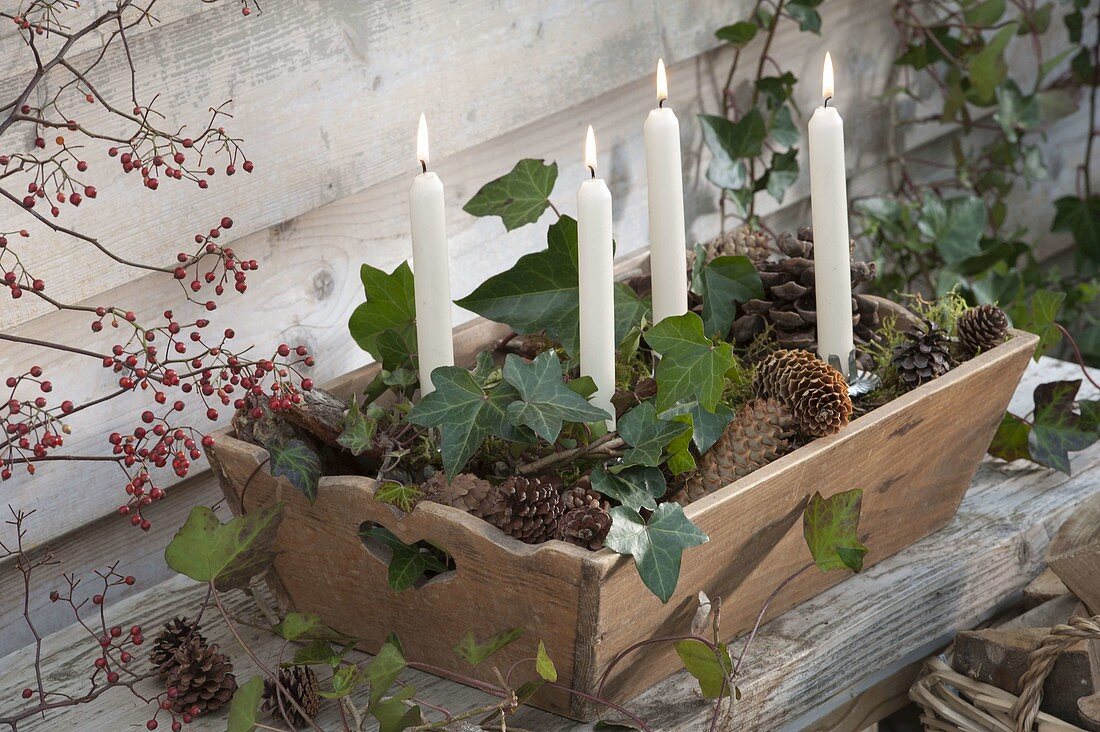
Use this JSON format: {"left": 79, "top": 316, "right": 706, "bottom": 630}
{"left": 0, "top": 357, "right": 1095, "bottom": 730}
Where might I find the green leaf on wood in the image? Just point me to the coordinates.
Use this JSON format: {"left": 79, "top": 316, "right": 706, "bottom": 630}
{"left": 618, "top": 401, "right": 690, "bottom": 467}
{"left": 503, "top": 351, "right": 611, "bottom": 441}
{"left": 225, "top": 676, "right": 264, "bottom": 732}
{"left": 272, "top": 612, "right": 352, "bottom": 643}
{"left": 372, "top": 692, "right": 423, "bottom": 732}
{"left": 1029, "top": 380, "right": 1098, "bottom": 474}
{"left": 605, "top": 503, "right": 709, "bottom": 602}
{"left": 338, "top": 397, "right": 378, "bottom": 456}
{"left": 319, "top": 664, "right": 363, "bottom": 700}
{"left": 463, "top": 159, "right": 558, "bottom": 231}
{"left": 675, "top": 639, "right": 733, "bottom": 699}
{"left": 348, "top": 262, "right": 417, "bottom": 370}
{"left": 164, "top": 503, "right": 284, "bottom": 591}
{"left": 374, "top": 481, "right": 422, "bottom": 513}
{"left": 367, "top": 638, "right": 407, "bottom": 708}
{"left": 590, "top": 465, "right": 667, "bottom": 513}
{"left": 453, "top": 628, "right": 524, "bottom": 667}
{"left": 407, "top": 367, "right": 520, "bottom": 477}
{"left": 803, "top": 489, "right": 868, "bottom": 573}
{"left": 690, "top": 248, "right": 764, "bottom": 338}
{"left": 267, "top": 438, "right": 322, "bottom": 503}
{"left": 661, "top": 400, "right": 735, "bottom": 454}
{"left": 988, "top": 413, "right": 1032, "bottom": 463}
{"left": 715, "top": 21, "right": 758, "bottom": 46}
{"left": 536, "top": 641, "right": 558, "bottom": 682}
{"left": 361, "top": 525, "right": 450, "bottom": 592}
{"left": 644, "top": 312, "right": 738, "bottom": 413}
{"left": 456, "top": 216, "right": 647, "bottom": 357}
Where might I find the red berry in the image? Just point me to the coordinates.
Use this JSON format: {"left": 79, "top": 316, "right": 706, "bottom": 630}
{"left": 146, "top": 721, "right": 158, "bottom": 730}
{"left": 243, "top": 160, "right": 254, "bottom": 173}
{"left": 92, "top": 594, "right": 103, "bottom": 605}
{"left": 21, "top": 688, "right": 32, "bottom": 699}
{"left": 85, "top": 186, "right": 97, "bottom": 199}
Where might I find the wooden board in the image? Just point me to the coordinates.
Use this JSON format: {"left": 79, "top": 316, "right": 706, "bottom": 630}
{"left": 2, "top": 357, "right": 1097, "bottom": 732}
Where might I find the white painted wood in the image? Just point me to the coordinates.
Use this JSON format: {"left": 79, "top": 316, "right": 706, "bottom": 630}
{"left": 0, "top": 0, "right": 1086, "bottom": 564}
{"left": 0, "top": 358, "right": 1095, "bottom": 731}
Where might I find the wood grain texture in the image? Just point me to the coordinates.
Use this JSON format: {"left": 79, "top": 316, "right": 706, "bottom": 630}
{"left": 1, "top": 0, "right": 1085, "bottom": 555}
{"left": 1048, "top": 493, "right": 1100, "bottom": 615}
{"left": 207, "top": 295, "right": 1037, "bottom": 719}
{"left": 1, "top": 358, "right": 1097, "bottom": 732}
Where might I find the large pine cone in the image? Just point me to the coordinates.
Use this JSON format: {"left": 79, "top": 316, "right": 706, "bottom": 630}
{"left": 421, "top": 472, "right": 494, "bottom": 513}
{"left": 730, "top": 227, "right": 879, "bottom": 350}
{"left": 561, "top": 476, "right": 609, "bottom": 511}
{"left": 754, "top": 349, "right": 852, "bottom": 437}
{"left": 957, "top": 304, "right": 1008, "bottom": 356}
{"left": 556, "top": 506, "right": 613, "bottom": 550}
{"left": 673, "top": 398, "right": 795, "bottom": 504}
{"left": 892, "top": 319, "right": 955, "bottom": 390}
{"left": 262, "top": 665, "right": 321, "bottom": 728}
{"left": 150, "top": 616, "right": 205, "bottom": 679}
{"left": 164, "top": 636, "right": 237, "bottom": 715}
{"left": 472, "top": 476, "right": 565, "bottom": 544}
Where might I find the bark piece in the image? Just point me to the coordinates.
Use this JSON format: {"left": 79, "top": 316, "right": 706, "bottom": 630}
{"left": 952, "top": 627, "right": 1095, "bottom": 724}
{"left": 282, "top": 387, "right": 347, "bottom": 445}
{"left": 1049, "top": 493, "right": 1100, "bottom": 614}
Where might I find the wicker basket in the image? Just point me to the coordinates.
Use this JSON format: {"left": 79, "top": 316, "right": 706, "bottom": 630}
{"left": 911, "top": 615, "right": 1100, "bottom": 732}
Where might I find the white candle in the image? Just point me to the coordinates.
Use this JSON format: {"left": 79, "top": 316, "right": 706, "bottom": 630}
{"left": 409, "top": 113, "right": 454, "bottom": 395}
{"left": 577, "top": 125, "right": 616, "bottom": 428}
{"left": 808, "top": 53, "right": 855, "bottom": 377}
{"left": 644, "top": 58, "right": 688, "bottom": 324}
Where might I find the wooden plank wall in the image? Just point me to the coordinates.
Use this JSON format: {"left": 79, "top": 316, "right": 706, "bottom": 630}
{"left": 0, "top": 0, "right": 1086, "bottom": 650}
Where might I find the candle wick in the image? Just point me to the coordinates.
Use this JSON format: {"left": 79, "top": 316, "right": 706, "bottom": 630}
{"left": 824, "top": 96, "right": 833, "bottom": 108}
{"left": 420, "top": 159, "right": 427, "bottom": 174}
{"left": 588, "top": 165, "right": 596, "bottom": 179}
{"left": 658, "top": 98, "right": 665, "bottom": 108}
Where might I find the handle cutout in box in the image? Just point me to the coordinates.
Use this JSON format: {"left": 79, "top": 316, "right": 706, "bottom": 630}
{"left": 358, "top": 521, "right": 456, "bottom": 591}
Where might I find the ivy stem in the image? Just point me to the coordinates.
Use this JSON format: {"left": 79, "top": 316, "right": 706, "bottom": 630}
{"left": 732, "top": 561, "right": 814, "bottom": 676}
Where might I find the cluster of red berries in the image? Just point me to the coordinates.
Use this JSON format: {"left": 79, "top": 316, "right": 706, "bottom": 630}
{"left": 1, "top": 366, "right": 71, "bottom": 480}
{"left": 106, "top": 122, "right": 253, "bottom": 193}
{"left": 171, "top": 217, "right": 260, "bottom": 300}
{"left": 0, "top": 231, "right": 46, "bottom": 299}
{"left": 3, "top": 134, "right": 98, "bottom": 217}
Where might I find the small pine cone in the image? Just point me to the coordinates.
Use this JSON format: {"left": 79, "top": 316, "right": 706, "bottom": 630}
{"left": 892, "top": 319, "right": 955, "bottom": 390}
{"left": 421, "top": 471, "right": 494, "bottom": 513}
{"left": 561, "top": 476, "right": 609, "bottom": 511}
{"left": 150, "top": 616, "right": 205, "bottom": 679}
{"left": 754, "top": 349, "right": 852, "bottom": 438}
{"left": 672, "top": 398, "right": 795, "bottom": 504}
{"left": 262, "top": 665, "right": 321, "bottom": 728}
{"left": 472, "top": 476, "right": 565, "bottom": 544}
{"left": 699, "top": 225, "right": 773, "bottom": 263}
{"left": 957, "top": 304, "right": 1008, "bottom": 356}
{"left": 556, "top": 506, "right": 613, "bottom": 550}
{"left": 164, "top": 636, "right": 237, "bottom": 715}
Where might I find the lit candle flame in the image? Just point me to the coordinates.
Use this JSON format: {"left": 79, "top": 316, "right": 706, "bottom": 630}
{"left": 656, "top": 58, "right": 668, "bottom": 103}
{"left": 417, "top": 112, "right": 429, "bottom": 169}
{"left": 584, "top": 125, "right": 597, "bottom": 176}
{"left": 822, "top": 52, "right": 834, "bottom": 101}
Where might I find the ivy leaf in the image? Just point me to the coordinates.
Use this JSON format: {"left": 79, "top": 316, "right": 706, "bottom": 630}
{"left": 268, "top": 438, "right": 322, "bottom": 503}
{"left": 536, "top": 641, "right": 558, "bottom": 682}
{"left": 503, "top": 351, "right": 611, "bottom": 441}
{"left": 618, "top": 401, "right": 690, "bottom": 467}
{"left": 763, "top": 148, "right": 799, "bottom": 203}
{"left": 367, "top": 638, "right": 407, "bottom": 708}
{"left": 661, "top": 400, "right": 735, "bottom": 454}
{"left": 988, "top": 413, "right": 1032, "bottom": 463}
{"left": 690, "top": 250, "right": 764, "bottom": 338}
{"left": 1029, "top": 380, "right": 1098, "bottom": 474}
{"left": 675, "top": 640, "right": 733, "bottom": 699}
{"left": 272, "top": 612, "right": 352, "bottom": 643}
{"left": 348, "top": 262, "right": 417, "bottom": 370}
{"left": 226, "top": 676, "right": 264, "bottom": 732}
{"left": 964, "top": 0, "right": 1006, "bottom": 26}
{"left": 590, "top": 465, "right": 667, "bottom": 512}
{"left": 319, "top": 664, "right": 363, "bottom": 700}
{"left": 715, "top": 21, "right": 758, "bottom": 46}
{"left": 361, "top": 526, "right": 449, "bottom": 591}
{"left": 457, "top": 216, "right": 646, "bottom": 357}
{"left": 803, "top": 490, "right": 868, "bottom": 573}
{"left": 772, "top": 104, "right": 799, "bottom": 147}
{"left": 453, "top": 628, "right": 524, "bottom": 667}
{"left": 785, "top": 0, "right": 823, "bottom": 32}
{"left": 337, "top": 398, "right": 378, "bottom": 456}
{"left": 918, "top": 194, "right": 986, "bottom": 264}
{"left": 994, "top": 80, "right": 1039, "bottom": 143}
{"left": 406, "top": 367, "right": 520, "bottom": 477}
{"left": 1009, "top": 289, "right": 1065, "bottom": 359}
{"left": 699, "top": 111, "right": 765, "bottom": 190}
{"left": 644, "top": 312, "right": 738, "bottom": 413}
{"left": 463, "top": 159, "right": 558, "bottom": 231}
{"left": 754, "top": 72, "right": 797, "bottom": 108}
{"left": 374, "top": 481, "right": 422, "bottom": 513}
{"left": 164, "top": 503, "right": 284, "bottom": 591}
{"left": 1052, "top": 196, "right": 1100, "bottom": 261}
{"left": 967, "top": 23, "right": 1017, "bottom": 105}
{"left": 372, "top": 693, "right": 423, "bottom": 732}
{"left": 605, "top": 503, "right": 708, "bottom": 602}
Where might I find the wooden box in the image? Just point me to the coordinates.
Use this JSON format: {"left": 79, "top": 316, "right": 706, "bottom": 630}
{"left": 206, "top": 303, "right": 1037, "bottom": 720}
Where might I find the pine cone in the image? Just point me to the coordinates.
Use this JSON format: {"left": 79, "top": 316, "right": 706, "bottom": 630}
{"left": 672, "top": 398, "right": 795, "bottom": 504}
{"left": 957, "top": 304, "right": 1008, "bottom": 356}
{"left": 164, "top": 636, "right": 237, "bottom": 715}
{"left": 754, "top": 349, "right": 852, "bottom": 438}
{"left": 697, "top": 224, "right": 774, "bottom": 264}
{"left": 561, "top": 476, "right": 609, "bottom": 511}
{"left": 892, "top": 319, "right": 955, "bottom": 390}
{"left": 472, "top": 476, "right": 565, "bottom": 544}
{"left": 421, "top": 472, "right": 494, "bottom": 513}
{"left": 730, "top": 227, "right": 879, "bottom": 349}
{"left": 556, "top": 506, "right": 613, "bottom": 550}
{"left": 150, "top": 616, "right": 205, "bottom": 679}
{"left": 262, "top": 665, "right": 321, "bottom": 728}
